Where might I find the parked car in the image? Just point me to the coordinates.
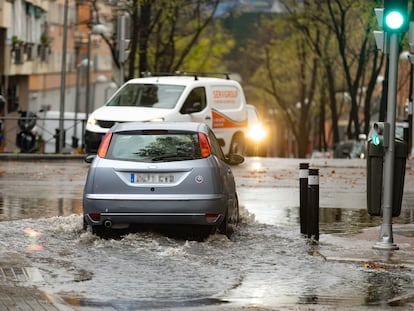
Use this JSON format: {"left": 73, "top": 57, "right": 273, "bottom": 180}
{"left": 334, "top": 139, "right": 366, "bottom": 159}
{"left": 244, "top": 104, "right": 268, "bottom": 156}
{"left": 83, "top": 122, "right": 244, "bottom": 239}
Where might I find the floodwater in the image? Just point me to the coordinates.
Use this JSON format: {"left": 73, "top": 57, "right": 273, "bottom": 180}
{"left": 0, "top": 157, "right": 414, "bottom": 310}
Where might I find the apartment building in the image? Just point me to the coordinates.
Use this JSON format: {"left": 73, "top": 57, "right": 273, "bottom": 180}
{"left": 0, "top": 0, "right": 116, "bottom": 152}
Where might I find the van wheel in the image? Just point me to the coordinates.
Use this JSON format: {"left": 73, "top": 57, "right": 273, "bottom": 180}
{"left": 229, "top": 133, "right": 245, "bottom": 155}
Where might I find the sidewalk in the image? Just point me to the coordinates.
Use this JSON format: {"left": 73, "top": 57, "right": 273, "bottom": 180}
{"left": 0, "top": 152, "right": 85, "bottom": 161}
{"left": 321, "top": 224, "right": 414, "bottom": 269}
{"left": 0, "top": 252, "right": 72, "bottom": 311}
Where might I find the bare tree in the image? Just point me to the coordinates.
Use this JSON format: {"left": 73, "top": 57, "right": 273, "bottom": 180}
{"left": 246, "top": 20, "right": 318, "bottom": 157}
{"left": 91, "top": 0, "right": 222, "bottom": 80}
{"left": 324, "top": 0, "right": 383, "bottom": 139}
{"left": 125, "top": 0, "right": 220, "bottom": 78}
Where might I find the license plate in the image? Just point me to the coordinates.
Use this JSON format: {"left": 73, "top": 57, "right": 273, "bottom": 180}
{"left": 130, "top": 173, "right": 175, "bottom": 184}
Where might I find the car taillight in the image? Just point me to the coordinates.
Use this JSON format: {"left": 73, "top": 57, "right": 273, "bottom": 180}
{"left": 205, "top": 213, "right": 220, "bottom": 223}
{"left": 198, "top": 133, "right": 211, "bottom": 158}
{"left": 89, "top": 213, "right": 101, "bottom": 221}
{"left": 97, "top": 133, "right": 112, "bottom": 158}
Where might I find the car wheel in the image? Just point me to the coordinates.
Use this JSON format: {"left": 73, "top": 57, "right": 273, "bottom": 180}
{"left": 229, "top": 133, "right": 245, "bottom": 155}
{"left": 218, "top": 208, "right": 237, "bottom": 239}
{"left": 231, "top": 194, "right": 240, "bottom": 225}
{"left": 218, "top": 210, "right": 229, "bottom": 237}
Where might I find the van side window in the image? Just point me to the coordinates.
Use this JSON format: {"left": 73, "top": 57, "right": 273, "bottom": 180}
{"left": 180, "top": 87, "right": 206, "bottom": 114}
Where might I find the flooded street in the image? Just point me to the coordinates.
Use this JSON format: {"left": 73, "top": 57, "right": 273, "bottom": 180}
{"left": 1, "top": 157, "right": 414, "bottom": 310}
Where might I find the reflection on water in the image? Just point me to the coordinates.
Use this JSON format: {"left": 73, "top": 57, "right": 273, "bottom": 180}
{"left": 239, "top": 187, "right": 414, "bottom": 235}
{"left": 1, "top": 190, "right": 414, "bottom": 238}
{"left": 0, "top": 196, "right": 82, "bottom": 221}
{"left": 321, "top": 207, "right": 414, "bottom": 235}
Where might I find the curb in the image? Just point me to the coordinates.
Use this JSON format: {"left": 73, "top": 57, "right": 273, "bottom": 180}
{"left": 0, "top": 153, "right": 86, "bottom": 161}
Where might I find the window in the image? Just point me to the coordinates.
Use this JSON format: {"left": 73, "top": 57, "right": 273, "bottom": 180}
{"left": 180, "top": 87, "right": 207, "bottom": 114}
{"left": 107, "top": 131, "right": 201, "bottom": 162}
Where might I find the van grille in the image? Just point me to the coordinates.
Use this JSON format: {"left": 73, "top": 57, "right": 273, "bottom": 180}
{"left": 98, "top": 120, "right": 116, "bottom": 128}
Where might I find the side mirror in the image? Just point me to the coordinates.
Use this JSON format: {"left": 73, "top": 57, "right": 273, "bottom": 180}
{"left": 226, "top": 153, "right": 244, "bottom": 165}
{"left": 84, "top": 154, "right": 96, "bottom": 163}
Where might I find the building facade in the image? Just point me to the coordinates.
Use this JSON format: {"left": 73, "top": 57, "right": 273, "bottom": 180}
{"left": 0, "top": 0, "right": 116, "bottom": 152}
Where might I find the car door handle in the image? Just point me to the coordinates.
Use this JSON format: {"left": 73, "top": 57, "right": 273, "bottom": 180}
{"left": 205, "top": 116, "right": 211, "bottom": 120}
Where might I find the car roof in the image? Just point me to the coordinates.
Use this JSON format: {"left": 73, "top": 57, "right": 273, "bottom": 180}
{"left": 110, "top": 121, "right": 209, "bottom": 134}
{"left": 124, "top": 76, "right": 240, "bottom": 87}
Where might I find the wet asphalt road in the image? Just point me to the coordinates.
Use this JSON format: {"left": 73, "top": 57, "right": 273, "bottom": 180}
{"left": 0, "top": 156, "right": 414, "bottom": 310}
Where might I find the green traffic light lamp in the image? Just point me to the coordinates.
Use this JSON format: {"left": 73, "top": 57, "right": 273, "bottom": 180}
{"left": 383, "top": 0, "right": 408, "bottom": 32}
{"left": 385, "top": 11, "right": 404, "bottom": 30}
{"left": 372, "top": 133, "right": 381, "bottom": 146}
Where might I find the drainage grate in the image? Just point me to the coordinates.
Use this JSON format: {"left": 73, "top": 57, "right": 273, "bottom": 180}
{"left": 0, "top": 267, "right": 29, "bottom": 282}
{"left": 0, "top": 267, "right": 43, "bottom": 283}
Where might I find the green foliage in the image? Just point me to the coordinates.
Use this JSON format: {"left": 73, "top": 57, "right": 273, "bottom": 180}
{"left": 179, "top": 22, "right": 235, "bottom": 72}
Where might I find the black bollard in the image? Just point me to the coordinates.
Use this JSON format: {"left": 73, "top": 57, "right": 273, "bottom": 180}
{"left": 55, "top": 128, "right": 60, "bottom": 154}
{"left": 299, "top": 163, "right": 309, "bottom": 235}
{"left": 307, "top": 168, "right": 319, "bottom": 241}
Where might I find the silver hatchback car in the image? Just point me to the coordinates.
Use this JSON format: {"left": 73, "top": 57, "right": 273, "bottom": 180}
{"left": 83, "top": 122, "right": 244, "bottom": 238}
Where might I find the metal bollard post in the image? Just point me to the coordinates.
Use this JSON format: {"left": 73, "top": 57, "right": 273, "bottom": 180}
{"left": 299, "top": 163, "right": 309, "bottom": 235}
{"left": 55, "top": 128, "right": 60, "bottom": 154}
{"left": 307, "top": 168, "right": 319, "bottom": 241}
{"left": 55, "top": 128, "right": 66, "bottom": 153}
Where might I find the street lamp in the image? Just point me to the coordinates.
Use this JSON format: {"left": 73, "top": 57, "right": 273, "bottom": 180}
{"left": 71, "top": 24, "right": 106, "bottom": 149}
{"left": 85, "top": 24, "right": 107, "bottom": 120}
{"left": 72, "top": 58, "right": 89, "bottom": 149}
{"left": 58, "top": 0, "right": 69, "bottom": 153}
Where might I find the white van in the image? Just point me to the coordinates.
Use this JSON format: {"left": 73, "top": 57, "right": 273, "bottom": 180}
{"left": 85, "top": 74, "right": 248, "bottom": 155}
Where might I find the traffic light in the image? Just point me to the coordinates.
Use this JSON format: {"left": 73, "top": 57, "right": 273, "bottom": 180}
{"left": 117, "top": 15, "right": 131, "bottom": 64}
{"left": 371, "top": 122, "right": 390, "bottom": 147}
{"left": 118, "top": 38, "right": 130, "bottom": 63}
{"left": 383, "top": 0, "right": 408, "bottom": 32}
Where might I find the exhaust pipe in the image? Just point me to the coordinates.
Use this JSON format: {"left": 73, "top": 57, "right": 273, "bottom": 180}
{"left": 104, "top": 219, "right": 113, "bottom": 228}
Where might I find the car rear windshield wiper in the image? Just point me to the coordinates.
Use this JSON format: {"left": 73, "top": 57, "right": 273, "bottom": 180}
{"left": 151, "top": 155, "right": 196, "bottom": 162}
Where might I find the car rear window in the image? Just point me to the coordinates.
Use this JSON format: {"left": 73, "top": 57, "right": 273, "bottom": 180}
{"left": 106, "top": 130, "right": 202, "bottom": 162}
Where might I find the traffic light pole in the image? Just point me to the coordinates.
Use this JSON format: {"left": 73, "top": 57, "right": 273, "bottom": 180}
{"left": 373, "top": 32, "right": 399, "bottom": 251}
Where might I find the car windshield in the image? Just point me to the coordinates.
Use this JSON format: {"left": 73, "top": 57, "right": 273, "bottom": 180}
{"left": 106, "top": 130, "right": 202, "bottom": 162}
{"left": 106, "top": 83, "right": 185, "bottom": 109}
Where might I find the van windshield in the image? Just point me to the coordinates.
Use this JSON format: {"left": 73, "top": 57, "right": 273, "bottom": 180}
{"left": 106, "top": 83, "right": 185, "bottom": 109}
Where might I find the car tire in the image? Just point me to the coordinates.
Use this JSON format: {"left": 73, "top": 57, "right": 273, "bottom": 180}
{"left": 231, "top": 194, "right": 240, "bottom": 225}
{"left": 219, "top": 207, "right": 238, "bottom": 239}
{"left": 218, "top": 210, "right": 229, "bottom": 237}
{"left": 229, "top": 133, "right": 245, "bottom": 155}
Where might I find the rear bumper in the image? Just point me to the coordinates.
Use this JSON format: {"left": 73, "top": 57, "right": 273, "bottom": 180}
{"left": 83, "top": 193, "right": 227, "bottom": 226}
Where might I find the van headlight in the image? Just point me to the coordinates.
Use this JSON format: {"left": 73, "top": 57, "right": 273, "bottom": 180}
{"left": 248, "top": 124, "right": 267, "bottom": 142}
{"left": 87, "top": 116, "right": 97, "bottom": 127}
